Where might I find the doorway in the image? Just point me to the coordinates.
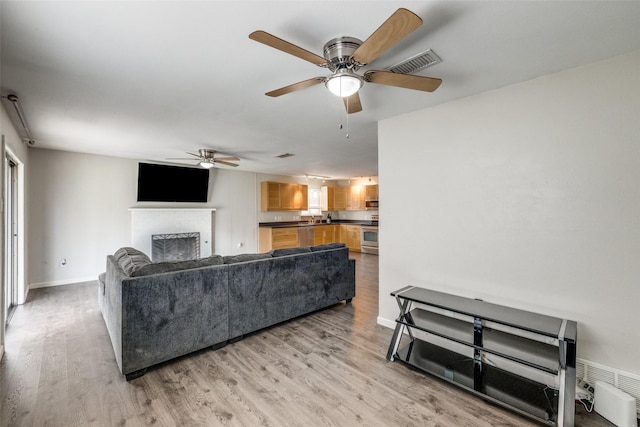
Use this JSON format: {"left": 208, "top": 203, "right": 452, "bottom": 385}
{"left": 4, "top": 153, "right": 18, "bottom": 326}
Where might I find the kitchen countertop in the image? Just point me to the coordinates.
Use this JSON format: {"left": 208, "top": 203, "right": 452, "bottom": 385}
{"left": 259, "top": 220, "right": 378, "bottom": 228}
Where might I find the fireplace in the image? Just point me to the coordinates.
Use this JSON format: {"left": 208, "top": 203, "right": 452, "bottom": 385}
{"left": 152, "top": 232, "right": 200, "bottom": 261}
{"left": 129, "top": 208, "right": 216, "bottom": 259}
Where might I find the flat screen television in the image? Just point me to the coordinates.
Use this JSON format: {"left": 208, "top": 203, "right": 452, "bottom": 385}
{"left": 137, "top": 162, "right": 210, "bottom": 202}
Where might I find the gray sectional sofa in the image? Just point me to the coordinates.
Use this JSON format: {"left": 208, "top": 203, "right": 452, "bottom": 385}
{"left": 98, "top": 243, "right": 355, "bottom": 380}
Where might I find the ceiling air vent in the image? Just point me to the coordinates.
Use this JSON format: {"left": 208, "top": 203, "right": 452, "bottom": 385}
{"left": 387, "top": 49, "right": 442, "bottom": 74}
{"left": 275, "top": 153, "right": 295, "bottom": 158}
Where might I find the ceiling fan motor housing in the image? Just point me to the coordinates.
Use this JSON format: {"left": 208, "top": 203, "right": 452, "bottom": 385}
{"left": 323, "top": 37, "right": 362, "bottom": 72}
{"left": 198, "top": 148, "right": 216, "bottom": 159}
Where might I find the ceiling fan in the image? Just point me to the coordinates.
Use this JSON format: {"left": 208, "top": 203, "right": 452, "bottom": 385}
{"left": 168, "top": 149, "right": 240, "bottom": 169}
{"left": 249, "top": 8, "right": 442, "bottom": 114}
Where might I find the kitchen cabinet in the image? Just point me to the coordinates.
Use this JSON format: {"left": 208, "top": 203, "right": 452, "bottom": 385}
{"left": 259, "top": 227, "right": 299, "bottom": 252}
{"left": 333, "top": 187, "right": 348, "bottom": 210}
{"left": 322, "top": 184, "right": 377, "bottom": 211}
{"left": 321, "top": 186, "right": 333, "bottom": 211}
{"left": 260, "top": 182, "right": 308, "bottom": 211}
{"left": 313, "top": 225, "right": 339, "bottom": 245}
{"left": 365, "top": 184, "right": 378, "bottom": 199}
{"left": 340, "top": 225, "right": 361, "bottom": 252}
{"left": 347, "top": 185, "right": 365, "bottom": 210}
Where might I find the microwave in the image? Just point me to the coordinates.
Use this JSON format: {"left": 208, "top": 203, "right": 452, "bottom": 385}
{"left": 365, "top": 199, "right": 379, "bottom": 209}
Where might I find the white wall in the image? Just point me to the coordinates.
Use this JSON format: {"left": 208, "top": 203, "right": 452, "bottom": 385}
{"left": 27, "top": 150, "right": 267, "bottom": 286}
{"left": 378, "top": 50, "right": 640, "bottom": 374}
{"left": 210, "top": 168, "right": 259, "bottom": 255}
{"left": 28, "top": 150, "right": 137, "bottom": 286}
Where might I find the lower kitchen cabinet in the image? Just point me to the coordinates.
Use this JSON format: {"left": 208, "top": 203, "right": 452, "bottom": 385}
{"left": 313, "top": 225, "right": 339, "bottom": 245}
{"left": 259, "top": 227, "right": 298, "bottom": 252}
{"left": 341, "top": 225, "right": 361, "bottom": 252}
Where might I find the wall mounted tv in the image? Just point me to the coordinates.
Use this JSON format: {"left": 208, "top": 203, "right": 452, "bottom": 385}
{"left": 137, "top": 162, "right": 210, "bottom": 203}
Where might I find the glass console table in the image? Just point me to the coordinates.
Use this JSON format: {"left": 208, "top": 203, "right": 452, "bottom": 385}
{"left": 387, "top": 285, "right": 577, "bottom": 426}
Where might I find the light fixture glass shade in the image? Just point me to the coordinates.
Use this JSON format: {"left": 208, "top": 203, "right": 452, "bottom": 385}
{"left": 325, "top": 71, "right": 363, "bottom": 98}
{"left": 198, "top": 160, "right": 215, "bottom": 169}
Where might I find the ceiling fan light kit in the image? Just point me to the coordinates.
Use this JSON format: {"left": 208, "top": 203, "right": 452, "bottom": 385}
{"left": 325, "top": 69, "right": 363, "bottom": 97}
{"left": 198, "top": 160, "right": 215, "bottom": 169}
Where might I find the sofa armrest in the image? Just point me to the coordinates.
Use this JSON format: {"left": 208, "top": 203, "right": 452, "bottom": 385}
{"left": 120, "top": 266, "right": 229, "bottom": 375}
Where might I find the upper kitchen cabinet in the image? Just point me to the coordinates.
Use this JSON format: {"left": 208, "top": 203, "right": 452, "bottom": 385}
{"left": 321, "top": 184, "right": 378, "bottom": 211}
{"left": 365, "top": 184, "right": 379, "bottom": 200}
{"left": 333, "top": 187, "right": 348, "bottom": 210}
{"left": 260, "top": 181, "right": 308, "bottom": 211}
{"left": 347, "top": 185, "right": 365, "bottom": 210}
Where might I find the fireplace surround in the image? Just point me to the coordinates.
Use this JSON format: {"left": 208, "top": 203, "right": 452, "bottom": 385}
{"left": 129, "top": 208, "right": 215, "bottom": 259}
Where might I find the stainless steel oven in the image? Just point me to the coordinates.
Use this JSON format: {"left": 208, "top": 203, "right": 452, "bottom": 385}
{"left": 360, "top": 225, "right": 379, "bottom": 255}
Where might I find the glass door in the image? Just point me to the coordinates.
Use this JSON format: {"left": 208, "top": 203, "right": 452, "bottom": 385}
{"left": 5, "top": 154, "right": 18, "bottom": 326}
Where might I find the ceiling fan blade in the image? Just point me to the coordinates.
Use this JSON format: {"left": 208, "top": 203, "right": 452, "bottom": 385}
{"left": 249, "top": 30, "right": 328, "bottom": 66}
{"left": 343, "top": 92, "right": 363, "bottom": 114}
{"left": 351, "top": 8, "right": 422, "bottom": 66}
{"left": 365, "top": 70, "right": 442, "bottom": 92}
{"left": 214, "top": 160, "right": 239, "bottom": 167}
{"left": 266, "top": 77, "right": 324, "bottom": 97}
{"left": 215, "top": 156, "right": 240, "bottom": 161}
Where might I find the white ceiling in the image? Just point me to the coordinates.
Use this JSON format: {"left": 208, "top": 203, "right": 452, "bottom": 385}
{"left": 2, "top": 1, "right": 640, "bottom": 179}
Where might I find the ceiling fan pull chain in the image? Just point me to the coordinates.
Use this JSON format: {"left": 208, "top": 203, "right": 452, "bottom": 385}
{"left": 345, "top": 97, "right": 350, "bottom": 139}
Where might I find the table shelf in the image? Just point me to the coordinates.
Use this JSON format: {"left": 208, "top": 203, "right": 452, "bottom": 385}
{"left": 387, "top": 286, "right": 577, "bottom": 426}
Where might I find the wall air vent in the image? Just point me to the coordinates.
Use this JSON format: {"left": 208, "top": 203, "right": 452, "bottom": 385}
{"left": 275, "top": 153, "right": 295, "bottom": 158}
{"left": 387, "top": 49, "right": 442, "bottom": 75}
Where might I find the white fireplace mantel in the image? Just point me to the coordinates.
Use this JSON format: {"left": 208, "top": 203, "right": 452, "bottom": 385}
{"left": 129, "top": 208, "right": 216, "bottom": 258}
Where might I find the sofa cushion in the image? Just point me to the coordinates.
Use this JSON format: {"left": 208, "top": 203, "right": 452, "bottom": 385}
{"left": 113, "top": 247, "right": 147, "bottom": 262}
{"left": 310, "top": 243, "right": 347, "bottom": 252}
{"left": 114, "top": 248, "right": 151, "bottom": 276}
{"left": 223, "top": 253, "right": 272, "bottom": 264}
{"left": 130, "top": 255, "right": 224, "bottom": 277}
{"left": 269, "top": 247, "right": 312, "bottom": 257}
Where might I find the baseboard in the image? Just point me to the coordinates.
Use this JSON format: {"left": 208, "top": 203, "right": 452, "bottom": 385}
{"left": 29, "top": 276, "right": 97, "bottom": 290}
{"left": 377, "top": 316, "right": 396, "bottom": 330}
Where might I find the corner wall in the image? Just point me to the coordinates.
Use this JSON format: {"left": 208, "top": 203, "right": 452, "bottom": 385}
{"left": 378, "top": 50, "right": 640, "bottom": 374}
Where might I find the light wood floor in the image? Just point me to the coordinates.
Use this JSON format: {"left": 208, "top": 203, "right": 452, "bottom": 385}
{"left": 1, "top": 253, "right": 612, "bottom": 426}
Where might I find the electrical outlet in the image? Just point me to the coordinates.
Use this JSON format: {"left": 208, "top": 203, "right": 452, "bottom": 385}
{"left": 579, "top": 379, "right": 595, "bottom": 395}
{"left": 577, "top": 380, "right": 595, "bottom": 404}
